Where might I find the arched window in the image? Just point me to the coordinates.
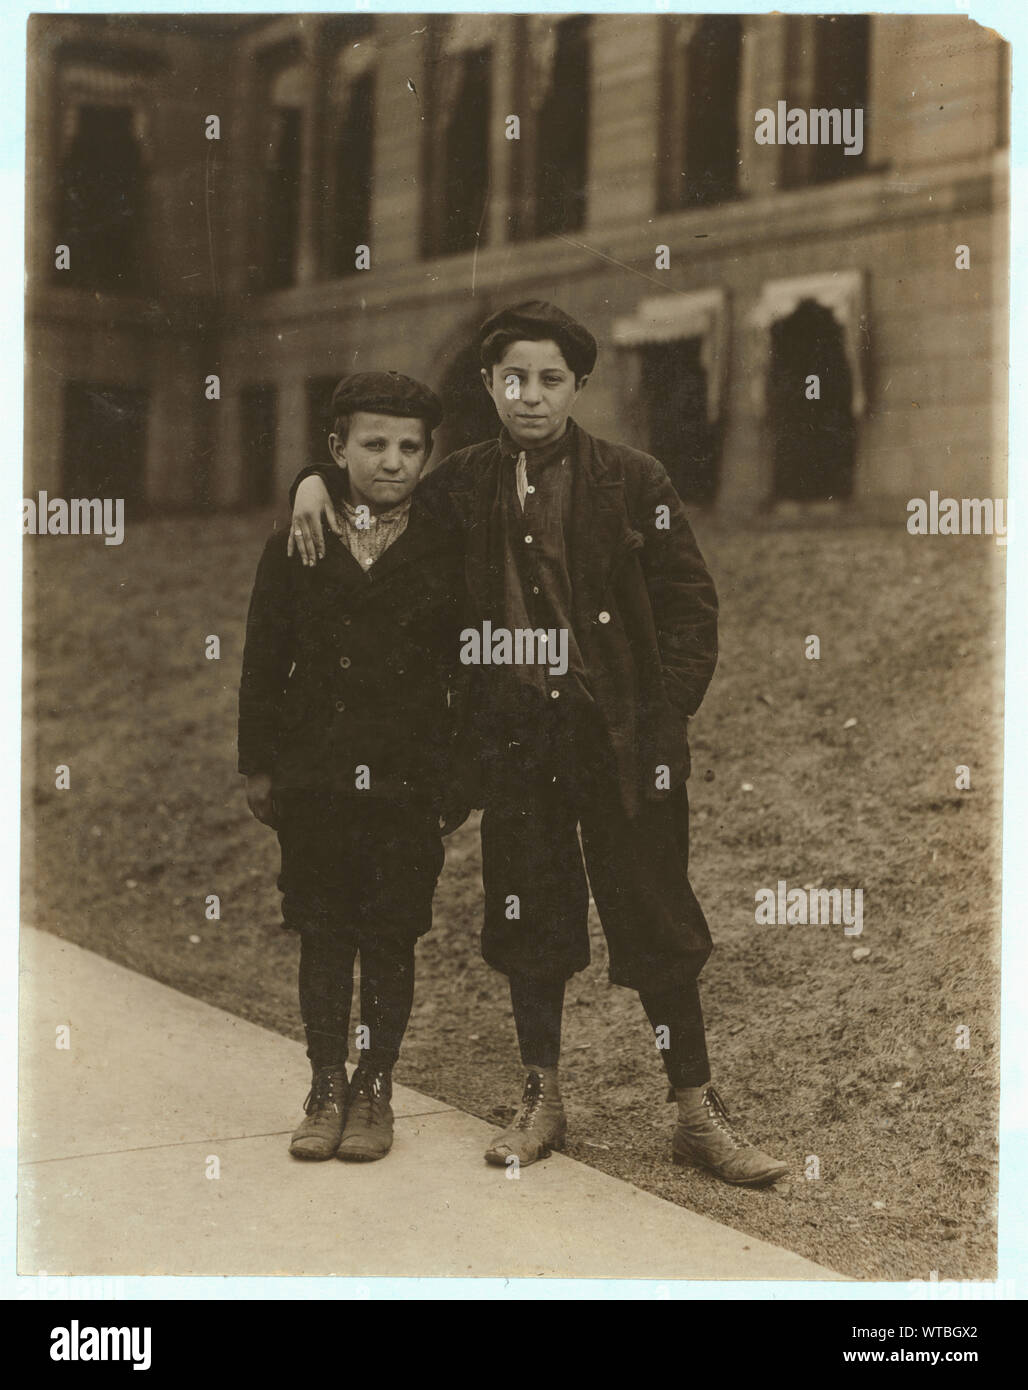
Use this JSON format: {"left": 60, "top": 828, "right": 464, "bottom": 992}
{"left": 783, "top": 15, "right": 870, "bottom": 188}
{"left": 613, "top": 291, "right": 728, "bottom": 504}
{"left": 811, "top": 15, "right": 869, "bottom": 184}
{"left": 660, "top": 15, "right": 742, "bottom": 212}
{"left": 768, "top": 301, "right": 856, "bottom": 501}
{"left": 535, "top": 17, "right": 590, "bottom": 235}
{"left": 422, "top": 19, "right": 493, "bottom": 258}
{"left": 62, "top": 382, "right": 148, "bottom": 509}
{"left": 261, "top": 59, "right": 304, "bottom": 289}
{"left": 55, "top": 56, "right": 154, "bottom": 293}
{"left": 329, "top": 46, "right": 375, "bottom": 277}
{"left": 640, "top": 340, "right": 721, "bottom": 504}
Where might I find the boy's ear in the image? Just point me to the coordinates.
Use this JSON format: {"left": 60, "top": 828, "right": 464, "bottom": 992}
{"left": 327, "top": 433, "right": 347, "bottom": 467}
{"left": 576, "top": 374, "right": 590, "bottom": 392}
{"left": 480, "top": 367, "right": 494, "bottom": 395}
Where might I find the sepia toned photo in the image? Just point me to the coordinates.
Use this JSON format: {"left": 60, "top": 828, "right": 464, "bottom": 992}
{"left": 20, "top": 7, "right": 1009, "bottom": 1298}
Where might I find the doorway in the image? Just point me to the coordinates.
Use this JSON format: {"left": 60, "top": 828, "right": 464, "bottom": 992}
{"left": 640, "top": 338, "right": 720, "bottom": 504}
{"left": 768, "top": 300, "right": 856, "bottom": 501}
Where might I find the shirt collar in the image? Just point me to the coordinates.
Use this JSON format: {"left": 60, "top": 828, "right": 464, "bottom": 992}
{"left": 498, "top": 420, "right": 576, "bottom": 465}
{"left": 339, "top": 491, "right": 412, "bottom": 525}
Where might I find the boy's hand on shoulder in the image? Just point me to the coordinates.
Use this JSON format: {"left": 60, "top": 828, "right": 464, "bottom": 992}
{"left": 245, "top": 773, "right": 278, "bottom": 828}
{"left": 288, "top": 475, "right": 341, "bottom": 568}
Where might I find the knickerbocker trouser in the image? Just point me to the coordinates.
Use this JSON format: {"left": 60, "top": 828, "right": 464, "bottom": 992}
{"left": 478, "top": 697, "right": 714, "bottom": 1087}
{"left": 275, "top": 791, "right": 445, "bottom": 1071}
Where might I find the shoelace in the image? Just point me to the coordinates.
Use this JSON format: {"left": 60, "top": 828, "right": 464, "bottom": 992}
{"left": 304, "top": 1069, "right": 346, "bottom": 1116}
{"left": 349, "top": 1071, "right": 390, "bottom": 1122}
{"left": 512, "top": 1073, "right": 546, "bottom": 1132}
{"left": 703, "top": 1085, "right": 748, "bottom": 1151}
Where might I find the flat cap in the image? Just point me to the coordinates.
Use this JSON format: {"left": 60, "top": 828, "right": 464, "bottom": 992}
{"left": 330, "top": 371, "right": 443, "bottom": 431}
{"left": 478, "top": 300, "right": 598, "bottom": 377}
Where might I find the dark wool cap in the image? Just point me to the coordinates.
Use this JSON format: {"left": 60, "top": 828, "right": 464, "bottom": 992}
{"left": 478, "top": 300, "right": 598, "bottom": 377}
{"left": 330, "top": 371, "right": 443, "bottom": 431}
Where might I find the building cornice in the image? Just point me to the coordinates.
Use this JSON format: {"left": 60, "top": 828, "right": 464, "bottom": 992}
{"left": 27, "top": 150, "right": 1006, "bottom": 333}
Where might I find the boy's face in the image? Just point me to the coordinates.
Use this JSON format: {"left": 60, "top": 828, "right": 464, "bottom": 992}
{"left": 481, "top": 338, "right": 586, "bottom": 448}
{"left": 328, "top": 412, "right": 428, "bottom": 513}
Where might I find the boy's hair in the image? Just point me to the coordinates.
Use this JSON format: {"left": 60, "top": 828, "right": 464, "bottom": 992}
{"left": 478, "top": 300, "right": 598, "bottom": 382}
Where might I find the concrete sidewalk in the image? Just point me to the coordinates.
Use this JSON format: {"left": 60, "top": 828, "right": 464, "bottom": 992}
{"left": 19, "top": 928, "right": 842, "bottom": 1281}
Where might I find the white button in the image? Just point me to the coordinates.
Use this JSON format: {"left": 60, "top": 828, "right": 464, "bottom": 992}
{"left": 526, "top": 485, "right": 535, "bottom": 495}
{"left": 550, "top": 689, "right": 560, "bottom": 699}
{"left": 362, "top": 556, "right": 373, "bottom": 567}
{"left": 524, "top": 535, "right": 533, "bottom": 544}
{"left": 598, "top": 610, "right": 611, "bottom": 624}
{"left": 532, "top": 585, "right": 540, "bottom": 595}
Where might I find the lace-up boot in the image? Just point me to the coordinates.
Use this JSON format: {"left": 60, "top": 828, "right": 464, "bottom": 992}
{"left": 337, "top": 1063, "right": 395, "bottom": 1161}
{"left": 484, "top": 1067, "right": 566, "bottom": 1167}
{"left": 289, "top": 1065, "right": 349, "bottom": 1160}
{"left": 671, "top": 1083, "right": 787, "bottom": 1187}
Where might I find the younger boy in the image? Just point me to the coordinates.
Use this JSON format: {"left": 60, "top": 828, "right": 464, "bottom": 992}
{"left": 238, "top": 372, "right": 464, "bottom": 1162}
{"left": 288, "top": 306, "right": 788, "bottom": 1187}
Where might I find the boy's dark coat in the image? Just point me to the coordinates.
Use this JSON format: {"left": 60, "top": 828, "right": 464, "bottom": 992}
{"left": 292, "top": 421, "right": 719, "bottom": 818}
{"left": 238, "top": 495, "right": 465, "bottom": 808}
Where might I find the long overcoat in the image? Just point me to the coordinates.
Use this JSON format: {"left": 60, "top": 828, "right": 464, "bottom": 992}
{"left": 237, "top": 496, "right": 465, "bottom": 809}
{"left": 418, "top": 420, "right": 720, "bottom": 817}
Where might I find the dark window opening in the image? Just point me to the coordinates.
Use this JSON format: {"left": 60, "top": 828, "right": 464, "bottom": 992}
{"left": 683, "top": 16, "right": 742, "bottom": 208}
{"left": 660, "top": 16, "right": 741, "bottom": 212}
{"left": 331, "top": 72, "right": 374, "bottom": 276}
{"left": 306, "top": 374, "right": 341, "bottom": 464}
{"left": 810, "top": 15, "right": 869, "bottom": 184}
{"left": 641, "top": 339, "right": 720, "bottom": 505}
{"left": 265, "top": 106, "right": 303, "bottom": 288}
{"left": 239, "top": 385, "right": 278, "bottom": 507}
{"left": 429, "top": 47, "right": 491, "bottom": 258}
{"left": 56, "top": 105, "right": 147, "bottom": 294}
{"left": 536, "top": 18, "right": 590, "bottom": 236}
{"left": 435, "top": 344, "right": 499, "bottom": 461}
{"left": 768, "top": 300, "right": 856, "bottom": 502}
{"left": 62, "top": 383, "right": 148, "bottom": 514}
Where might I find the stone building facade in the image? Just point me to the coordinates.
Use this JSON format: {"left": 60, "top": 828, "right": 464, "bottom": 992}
{"left": 25, "top": 12, "right": 1009, "bottom": 518}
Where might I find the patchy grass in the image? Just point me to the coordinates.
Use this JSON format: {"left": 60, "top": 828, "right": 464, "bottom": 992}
{"left": 23, "top": 508, "right": 1002, "bottom": 1280}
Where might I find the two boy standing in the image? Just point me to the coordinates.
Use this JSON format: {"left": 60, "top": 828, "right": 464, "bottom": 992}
{"left": 240, "top": 300, "right": 787, "bottom": 1187}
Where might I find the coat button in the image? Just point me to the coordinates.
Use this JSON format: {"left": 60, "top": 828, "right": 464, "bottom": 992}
{"left": 339, "top": 656, "right": 351, "bottom": 669}
{"left": 550, "top": 689, "right": 560, "bottom": 700}
{"left": 598, "top": 610, "right": 611, "bottom": 624}
{"left": 335, "top": 700, "right": 346, "bottom": 713}
{"left": 524, "top": 534, "right": 533, "bottom": 544}
{"left": 342, "top": 615, "right": 351, "bottom": 626}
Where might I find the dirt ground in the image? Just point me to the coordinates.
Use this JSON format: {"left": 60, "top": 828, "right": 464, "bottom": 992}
{"left": 22, "top": 507, "right": 1003, "bottom": 1281}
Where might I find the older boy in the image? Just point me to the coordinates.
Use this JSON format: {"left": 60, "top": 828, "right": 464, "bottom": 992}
{"left": 289, "top": 305, "right": 787, "bottom": 1186}
{"left": 239, "top": 372, "right": 464, "bottom": 1162}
